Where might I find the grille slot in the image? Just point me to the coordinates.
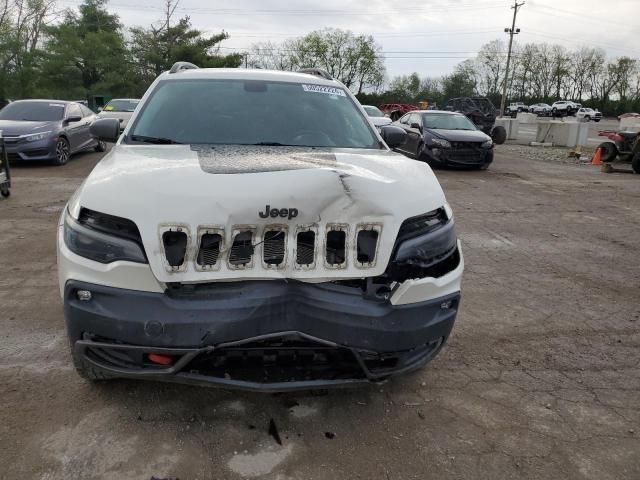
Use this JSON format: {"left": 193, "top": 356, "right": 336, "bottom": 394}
{"left": 357, "top": 230, "right": 379, "bottom": 264}
{"left": 326, "top": 230, "right": 346, "bottom": 265}
{"left": 296, "top": 231, "right": 316, "bottom": 265}
{"left": 197, "top": 233, "right": 222, "bottom": 267}
{"left": 263, "top": 230, "right": 285, "bottom": 265}
{"left": 162, "top": 230, "right": 188, "bottom": 267}
{"left": 229, "top": 231, "right": 254, "bottom": 266}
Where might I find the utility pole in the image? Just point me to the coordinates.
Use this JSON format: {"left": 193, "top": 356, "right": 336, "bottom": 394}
{"left": 499, "top": 1, "right": 524, "bottom": 117}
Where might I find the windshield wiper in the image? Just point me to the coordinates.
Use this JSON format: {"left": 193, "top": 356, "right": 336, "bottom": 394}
{"left": 130, "top": 135, "right": 182, "bottom": 144}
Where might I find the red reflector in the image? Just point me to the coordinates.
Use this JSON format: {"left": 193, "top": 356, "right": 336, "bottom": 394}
{"left": 148, "top": 353, "right": 174, "bottom": 366}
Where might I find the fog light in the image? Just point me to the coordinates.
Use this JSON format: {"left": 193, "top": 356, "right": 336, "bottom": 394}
{"left": 77, "top": 290, "right": 92, "bottom": 301}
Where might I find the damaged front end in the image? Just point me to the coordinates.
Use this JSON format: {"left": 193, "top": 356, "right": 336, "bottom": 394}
{"left": 63, "top": 207, "right": 462, "bottom": 391}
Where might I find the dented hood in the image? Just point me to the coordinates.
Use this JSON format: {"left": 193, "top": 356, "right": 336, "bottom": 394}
{"left": 70, "top": 144, "right": 448, "bottom": 283}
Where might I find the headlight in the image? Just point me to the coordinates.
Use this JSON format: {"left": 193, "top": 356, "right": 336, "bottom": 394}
{"left": 22, "top": 131, "right": 52, "bottom": 142}
{"left": 431, "top": 138, "right": 451, "bottom": 148}
{"left": 387, "top": 210, "right": 459, "bottom": 282}
{"left": 482, "top": 139, "right": 493, "bottom": 148}
{"left": 63, "top": 209, "right": 147, "bottom": 264}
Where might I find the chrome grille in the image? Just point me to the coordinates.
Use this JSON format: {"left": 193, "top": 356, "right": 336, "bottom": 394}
{"left": 296, "top": 230, "right": 315, "bottom": 266}
{"left": 197, "top": 233, "right": 222, "bottom": 267}
{"left": 163, "top": 223, "right": 382, "bottom": 272}
{"left": 263, "top": 230, "right": 285, "bottom": 266}
{"left": 229, "top": 231, "right": 253, "bottom": 266}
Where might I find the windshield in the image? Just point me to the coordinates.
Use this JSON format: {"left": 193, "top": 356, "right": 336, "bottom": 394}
{"left": 0, "top": 101, "right": 65, "bottom": 121}
{"left": 104, "top": 99, "right": 139, "bottom": 112}
{"left": 363, "top": 106, "right": 384, "bottom": 117}
{"left": 423, "top": 113, "right": 477, "bottom": 131}
{"left": 127, "top": 79, "right": 378, "bottom": 148}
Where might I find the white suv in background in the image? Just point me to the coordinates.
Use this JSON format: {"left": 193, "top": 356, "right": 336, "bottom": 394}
{"left": 551, "top": 100, "right": 581, "bottom": 116}
{"left": 576, "top": 107, "right": 602, "bottom": 122}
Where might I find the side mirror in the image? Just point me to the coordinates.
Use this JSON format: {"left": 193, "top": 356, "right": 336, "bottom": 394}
{"left": 90, "top": 118, "right": 120, "bottom": 142}
{"left": 410, "top": 122, "right": 422, "bottom": 130}
{"left": 97, "top": 107, "right": 103, "bottom": 113}
{"left": 64, "top": 115, "right": 82, "bottom": 124}
{"left": 380, "top": 125, "right": 407, "bottom": 149}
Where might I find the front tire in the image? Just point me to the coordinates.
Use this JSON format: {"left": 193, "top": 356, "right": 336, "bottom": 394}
{"left": 492, "top": 125, "right": 507, "bottom": 145}
{"left": 52, "top": 137, "right": 70, "bottom": 166}
{"left": 598, "top": 142, "right": 618, "bottom": 162}
{"left": 632, "top": 153, "right": 640, "bottom": 174}
{"left": 1, "top": 188, "right": 9, "bottom": 198}
{"left": 584, "top": 115, "right": 591, "bottom": 121}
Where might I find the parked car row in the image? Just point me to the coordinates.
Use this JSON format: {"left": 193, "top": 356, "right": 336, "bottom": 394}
{"left": 506, "top": 100, "right": 605, "bottom": 121}
{"left": 0, "top": 97, "right": 140, "bottom": 165}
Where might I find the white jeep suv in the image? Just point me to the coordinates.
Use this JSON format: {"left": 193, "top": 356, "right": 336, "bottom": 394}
{"left": 57, "top": 63, "right": 464, "bottom": 391}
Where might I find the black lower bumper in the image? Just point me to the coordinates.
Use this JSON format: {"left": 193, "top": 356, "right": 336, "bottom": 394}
{"left": 65, "top": 280, "right": 460, "bottom": 391}
{"left": 426, "top": 147, "right": 493, "bottom": 168}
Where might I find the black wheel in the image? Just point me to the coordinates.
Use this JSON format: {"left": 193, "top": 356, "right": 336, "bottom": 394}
{"left": 52, "top": 137, "right": 70, "bottom": 166}
{"left": 477, "top": 162, "right": 490, "bottom": 170}
{"left": 551, "top": 107, "right": 557, "bottom": 115}
{"left": 491, "top": 125, "right": 507, "bottom": 145}
{"left": 632, "top": 153, "right": 640, "bottom": 174}
{"left": 71, "top": 348, "right": 115, "bottom": 381}
{"left": 95, "top": 139, "right": 106, "bottom": 152}
{"left": 584, "top": 115, "right": 591, "bottom": 121}
{"left": 594, "top": 118, "right": 601, "bottom": 122}
{"left": 598, "top": 142, "right": 618, "bottom": 162}
{"left": 1, "top": 188, "right": 9, "bottom": 198}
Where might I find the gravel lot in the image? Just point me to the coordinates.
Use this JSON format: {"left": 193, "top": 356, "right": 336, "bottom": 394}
{"left": 1, "top": 147, "right": 639, "bottom": 480}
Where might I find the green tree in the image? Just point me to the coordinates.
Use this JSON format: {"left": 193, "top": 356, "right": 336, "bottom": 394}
{"left": 41, "top": 0, "right": 130, "bottom": 98}
{"left": 250, "top": 28, "right": 385, "bottom": 94}
{"left": 129, "top": 1, "right": 241, "bottom": 86}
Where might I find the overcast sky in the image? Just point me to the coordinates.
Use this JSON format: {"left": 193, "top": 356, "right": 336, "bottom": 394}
{"left": 63, "top": 0, "right": 640, "bottom": 79}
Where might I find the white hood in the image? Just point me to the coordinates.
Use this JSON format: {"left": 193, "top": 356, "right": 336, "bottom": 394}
{"left": 69, "top": 144, "right": 448, "bottom": 283}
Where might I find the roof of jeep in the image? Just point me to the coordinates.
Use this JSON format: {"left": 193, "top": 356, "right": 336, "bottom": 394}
{"left": 159, "top": 68, "right": 342, "bottom": 87}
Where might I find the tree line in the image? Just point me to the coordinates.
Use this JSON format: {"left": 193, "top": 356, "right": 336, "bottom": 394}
{"left": 1, "top": 0, "right": 638, "bottom": 116}
{"left": 0, "top": 0, "right": 241, "bottom": 103}
{"left": 358, "top": 40, "right": 640, "bottom": 116}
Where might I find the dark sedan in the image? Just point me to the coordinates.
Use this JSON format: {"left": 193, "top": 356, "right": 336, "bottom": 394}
{"left": 394, "top": 110, "right": 494, "bottom": 169}
{"left": 0, "top": 100, "right": 105, "bottom": 166}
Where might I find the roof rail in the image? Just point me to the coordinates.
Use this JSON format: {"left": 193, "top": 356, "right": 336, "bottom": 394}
{"left": 169, "top": 61, "right": 199, "bottom": 74}
{"left": 297, "top": 68, "right": 333, "bottom": 81}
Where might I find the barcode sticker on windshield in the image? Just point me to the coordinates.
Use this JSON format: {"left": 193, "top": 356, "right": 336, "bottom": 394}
{"left": 302, "top": 85, "right": 346, "bottom": 97}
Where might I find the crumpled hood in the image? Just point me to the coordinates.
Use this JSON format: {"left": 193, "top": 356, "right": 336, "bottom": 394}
{"left": 0, "top": 119, "right": 58, "bottom": 136}
{"left": 70, "top": 144, "right": 448, "bottom": 283}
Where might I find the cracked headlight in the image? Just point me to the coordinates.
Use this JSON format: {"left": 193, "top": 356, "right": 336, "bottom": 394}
{"left": 63, "top": 209, "right": 147, "bottom": 264}
{"left": 431, "top": 138, "right": 451, "bottom": 148}
{"left": 22, "top": 131, "right": 52, "bottom": 142}
{"left": 387, "top": 209, "right": 459, "bottom": 281}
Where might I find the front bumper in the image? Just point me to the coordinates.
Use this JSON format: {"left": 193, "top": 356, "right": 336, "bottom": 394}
{"left": 426, "top": 146, "right": 493, "bottom": 168}
{"left": 4, "top": 137, "right": 56, "bottom": 161}
{"left": 65, "top": 279, "right": 460, "bottom": 391}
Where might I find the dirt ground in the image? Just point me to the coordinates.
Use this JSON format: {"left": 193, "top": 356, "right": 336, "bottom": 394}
{"left": 1, "top": 147, "right": 639, "bottom": 480}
